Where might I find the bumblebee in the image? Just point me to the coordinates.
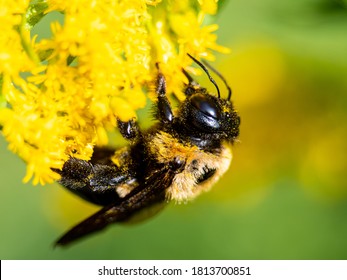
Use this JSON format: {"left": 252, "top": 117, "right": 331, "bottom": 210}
{"left": 54, "top": 54, "right": 240, "bottom": 246}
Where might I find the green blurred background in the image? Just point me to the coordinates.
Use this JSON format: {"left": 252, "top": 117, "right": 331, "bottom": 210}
{"left": 1, "top": 0, "right": 347, "bottom": 259}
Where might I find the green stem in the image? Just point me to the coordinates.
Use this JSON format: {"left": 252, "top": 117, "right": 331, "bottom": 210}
{"left": 19, "top": 1, "right": 49, "bottom": 64}
{"left": 24, "top": 1, "right": 49, "bottom": 30}
{"left": 19, "top": 13, "right": 40, "bottom": 65}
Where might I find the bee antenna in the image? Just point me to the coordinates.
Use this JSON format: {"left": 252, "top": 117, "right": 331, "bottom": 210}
{"left": 187, "top": 53, "right": 221, "bottom": 98}
{"left": 201, "top": 58, "right": 232, "bottom": 101}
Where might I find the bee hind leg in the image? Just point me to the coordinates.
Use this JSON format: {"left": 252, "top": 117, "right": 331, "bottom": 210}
{"left": 55, "top": 157, "right": 134, "bottom": 206}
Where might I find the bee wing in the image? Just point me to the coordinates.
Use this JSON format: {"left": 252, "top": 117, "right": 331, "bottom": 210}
{"left": 55, "top": 166, "right": 176, "bottom": 247}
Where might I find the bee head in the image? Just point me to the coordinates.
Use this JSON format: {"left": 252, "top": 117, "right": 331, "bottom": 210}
{"left": 173, "top": 54, "right": 240, "bottom": 144}
{"left": 178, "top": 90, "right": 240, "bottom": 143}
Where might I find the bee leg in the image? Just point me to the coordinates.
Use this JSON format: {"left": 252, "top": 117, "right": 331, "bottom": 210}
{"left": 117, "top": 118, "right": 141, "bottom": 140}
{"left": 155, "top": 64, "right": 174, "bottom": 124}
{"left": 182, "top": 68, "right": 199, "bottom": 86}
{"left": 182, "top": 68, "right": 201, "bottom": 97}
{"left": 57, "top": 157, "right": 134, "bottom": 206}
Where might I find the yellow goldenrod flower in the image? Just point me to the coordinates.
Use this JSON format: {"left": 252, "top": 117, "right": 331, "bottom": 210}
{"left": 0, "top": 0, "right": 228, "bottom": 185}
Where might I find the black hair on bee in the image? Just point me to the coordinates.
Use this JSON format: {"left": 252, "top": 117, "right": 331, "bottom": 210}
{"left": 54, "top": 54, "right": 240, "bottom": 246}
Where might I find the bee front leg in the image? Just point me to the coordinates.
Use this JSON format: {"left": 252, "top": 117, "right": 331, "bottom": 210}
{"left": 155, "top": 65, "right": 174, "bottom": 124}
{"left": 182, "top": 69, "right": 201, "bottom": 97}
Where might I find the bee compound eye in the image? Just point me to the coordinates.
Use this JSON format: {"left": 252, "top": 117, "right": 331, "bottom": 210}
{"left": 190, "top": 94, "right": 221, "bottom": 119}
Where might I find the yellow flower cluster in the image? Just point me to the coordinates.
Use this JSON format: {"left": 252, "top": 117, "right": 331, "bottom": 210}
{"left": 0, "top": 0, "right": 228, "bottom": 185}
